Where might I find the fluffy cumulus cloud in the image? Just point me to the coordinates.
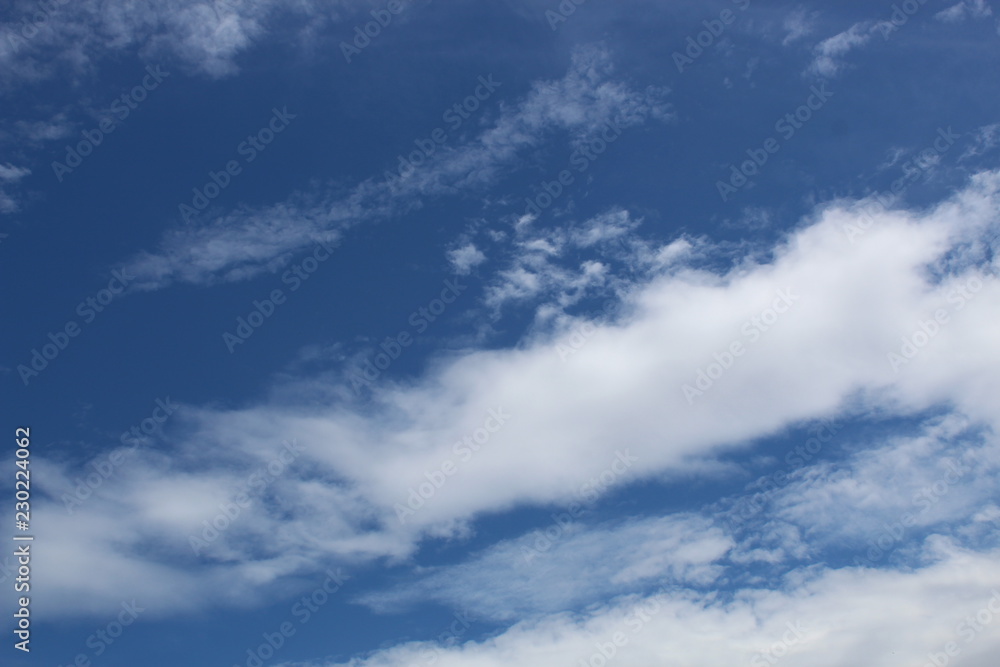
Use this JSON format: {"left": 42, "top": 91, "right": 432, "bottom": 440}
{"left": 23, "top": 169, "right": 1000, "bottom": 625}
{"left": 447, "top": 243, "right": 487, "bottom": 275}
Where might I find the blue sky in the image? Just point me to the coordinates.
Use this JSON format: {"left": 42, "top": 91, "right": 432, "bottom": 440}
{"left": 2, "top": 0, "right": 1000, "bottom": 665}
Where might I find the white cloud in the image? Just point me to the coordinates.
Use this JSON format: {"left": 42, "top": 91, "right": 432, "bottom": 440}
{"left": 0, "top": 0, "right": 364, "bottom": 86}
{"left": 570, "top": 208, "right": 640, "bottom": 247}
{"left": 0, "top": 192, "right": 20, "bottom": 214}
{"left": 0, "top": 162, "right": 30, "bottom": 213}
{"left": 960, "top": 123, "right": 1000, "bottom": 161}
{"left": 358, "top": 411, "right": 1000, "bottom": 628}
{"left": 359, "top": 514, "right": 732, "bottom": 621}
{"left": 0, "top": 163, "right": 31, "bottom": 182}
{"left": 936, "top": 0, "right": 993, "bottom": 22}
{"left": 807, "top": 22, "right": 874, "bottom": 77}
{"left": 448, "top": 243, "right": 487, "bottom": 275}
{"left": 970, "top": 0, "right": 992, "bottom": 17}
{"left": 938, "top": 3, "right": 971, "bottom": 22}
{"left": 724, "top": 415, "right": 1000, "bottom": 564}
{"left": 13, "top": 113, "right": 74, "bottom": 142}
{"left": 279, "top": 545, "right": 1000, "bottom": 667}
{"left": 26, "top": 170, "right": 1000, "bottom": 618}
{"left": 782, "top": 8, "right": 818, "bottom": 45}
{"left": 481, "top": 208, "right": 692, "bottom": 318}
{"left": 121, "top": 46, "right": 671, "bottom": 290}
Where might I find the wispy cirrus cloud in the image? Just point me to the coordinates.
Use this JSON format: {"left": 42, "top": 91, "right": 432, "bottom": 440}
{"left": 782, "top": 7, "right": 819, "bottom": 45}
{"left": 0, "top": 161, "right": 30, "bottom": 213}
{"left": 806, "top": 21, "right": 875, "bottom": 77}
{"left": 936, "top": 0, "right": 993, "bottom": 23}
{"left": 120, "top": 45, "right": 672, "bottom": 290}
{"left": 359, "top": 514, "right": 733, "bottom": 621}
